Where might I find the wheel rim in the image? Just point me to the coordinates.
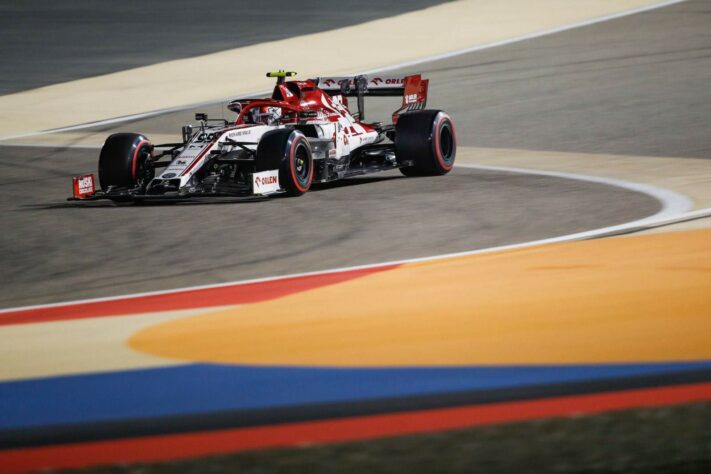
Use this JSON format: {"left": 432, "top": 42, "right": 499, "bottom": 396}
{"left": 134, "top": 145, "right": 154, "bottom": 189}
{"left": 293, "top": 143, "right": 311, "bottom": 186}
{"left": 438, "top": 122, "right": 454, "bottom": 166}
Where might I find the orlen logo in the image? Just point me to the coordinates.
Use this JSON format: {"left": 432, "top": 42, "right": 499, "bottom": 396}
{"left": 255, "top": 175, "right": 278, "bottom": 186}
{"left": 370, "top": 77, "right": 404, "bottom": 86}
{"left": 323, "top": 79, "right": 336, "bottom": 86}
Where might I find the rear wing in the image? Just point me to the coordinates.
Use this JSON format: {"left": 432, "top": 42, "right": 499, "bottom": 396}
{"left": 315, "top": 74, "right": 429, "bottom": 122}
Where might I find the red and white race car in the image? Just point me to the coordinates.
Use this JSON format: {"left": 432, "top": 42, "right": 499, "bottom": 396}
{"left": 71, "top": 71, "right": 456, "bottom": 201}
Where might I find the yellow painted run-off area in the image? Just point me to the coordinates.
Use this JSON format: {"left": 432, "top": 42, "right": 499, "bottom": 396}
{"left": 130, "top": 229, "right": 711, "bottom": 367}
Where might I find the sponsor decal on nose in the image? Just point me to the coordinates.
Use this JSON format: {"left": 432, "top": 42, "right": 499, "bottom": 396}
{"left": 253, "top": 169, "right": 280, "bottom": 194}
{"left": 72, "top": 174, "right": 95, "bottom": 198}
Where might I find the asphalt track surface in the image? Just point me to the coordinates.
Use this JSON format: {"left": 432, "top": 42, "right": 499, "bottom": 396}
{"left": 0, "top": 0, "right": 445, "bottom": 95}
{"left": 0, "top": 154, "right": 659, "bottom": 308}
{"left": 3, "top": 0, "right": 709, "bottom": 308}
{"left": 78, "top": 0, "right": 711, "bottom": 157}
{"left": 404, "top": 0, "right": 711, "bottom": 158}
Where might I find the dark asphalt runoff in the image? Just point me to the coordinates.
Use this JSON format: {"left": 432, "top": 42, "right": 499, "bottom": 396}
{"left": 3, "top": 0, "right": 707, "bottom": 307}
{"left": 0, "top": 0, "right": 445, "bottom": 95}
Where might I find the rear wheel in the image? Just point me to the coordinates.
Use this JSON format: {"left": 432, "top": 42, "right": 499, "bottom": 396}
{"left": 256, "top": 129, "right": 313, "bottom": 196}
{"left": 98, "top": 133, "right": 154, "bottom": 191}
{"left": 396, "top": 110, "right": 456, "bottom": 176}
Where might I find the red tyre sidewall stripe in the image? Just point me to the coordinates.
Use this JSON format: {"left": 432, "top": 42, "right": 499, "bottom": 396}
{"left": 130, "top": 139, "right": 150, "bottom": 180}
{"left": 433, "top": 114, "right": 454, "bottom": 171}
{"left": 289, "top": 136, "right": 312, "bottom": 193}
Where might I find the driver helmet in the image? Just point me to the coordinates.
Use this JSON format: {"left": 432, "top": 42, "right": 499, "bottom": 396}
{"left": 250, "top": 106, "right": 282, "bottom": 125}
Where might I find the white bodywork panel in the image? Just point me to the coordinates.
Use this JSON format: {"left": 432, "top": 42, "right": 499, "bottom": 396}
{"left": 152, "top": 89, "right": 380, "bottom": 191}
{"left": 155, "top": 125, "right": 274, "bottom": 188}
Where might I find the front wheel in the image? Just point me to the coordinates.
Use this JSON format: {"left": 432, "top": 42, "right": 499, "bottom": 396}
{"left": 395, "top": 110, "right": 456, "bottom": 176}
{"left": 98, "top": 133, "right": 154, "bottom": 191}
{"left": 256, "top": 129, "right": 313, "bottom": 196}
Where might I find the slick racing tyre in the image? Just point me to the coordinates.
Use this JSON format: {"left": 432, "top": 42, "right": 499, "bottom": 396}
{"left": 396, "top": 110, "right": 456, "bottom": 176}
{"left": 256, "top": 129, "right": 313, "bottom": 196}
{"left": 98, "top": 133, "right": 154, "bottom": 191}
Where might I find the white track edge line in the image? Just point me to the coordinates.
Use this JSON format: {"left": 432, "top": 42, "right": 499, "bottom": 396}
{"left": 0, "top": 163, "right": 698, "bottom": 315}
{"left": 460, "top": 164, "right": 694, "bottom": 223}
{"left": 362, "top": 0, "right": 689, "bottom": 74}
{"left": 0, "top": 142, "right": 102, "bottom": 149}
{"left": 0, "top": 0, "right": 687, "bottom": 142}
{"left": 0, "top": 92, "right": 272, "bottom": 142}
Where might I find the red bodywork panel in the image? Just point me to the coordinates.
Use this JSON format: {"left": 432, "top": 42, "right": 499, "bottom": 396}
{"left": 230, "top": 75, "right": 427, "bottom": 127}
{"left": 393, "top": 75, "right": 429, "bottom": 123}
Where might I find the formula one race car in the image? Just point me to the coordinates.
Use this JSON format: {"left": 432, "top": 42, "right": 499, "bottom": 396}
{"left": 70, "top": 71, "right": 456, "bottom": 201}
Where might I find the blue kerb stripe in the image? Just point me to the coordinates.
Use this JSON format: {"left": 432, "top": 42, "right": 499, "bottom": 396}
{"left": 1, "top": 361, "right": 709, "bottom": 430}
